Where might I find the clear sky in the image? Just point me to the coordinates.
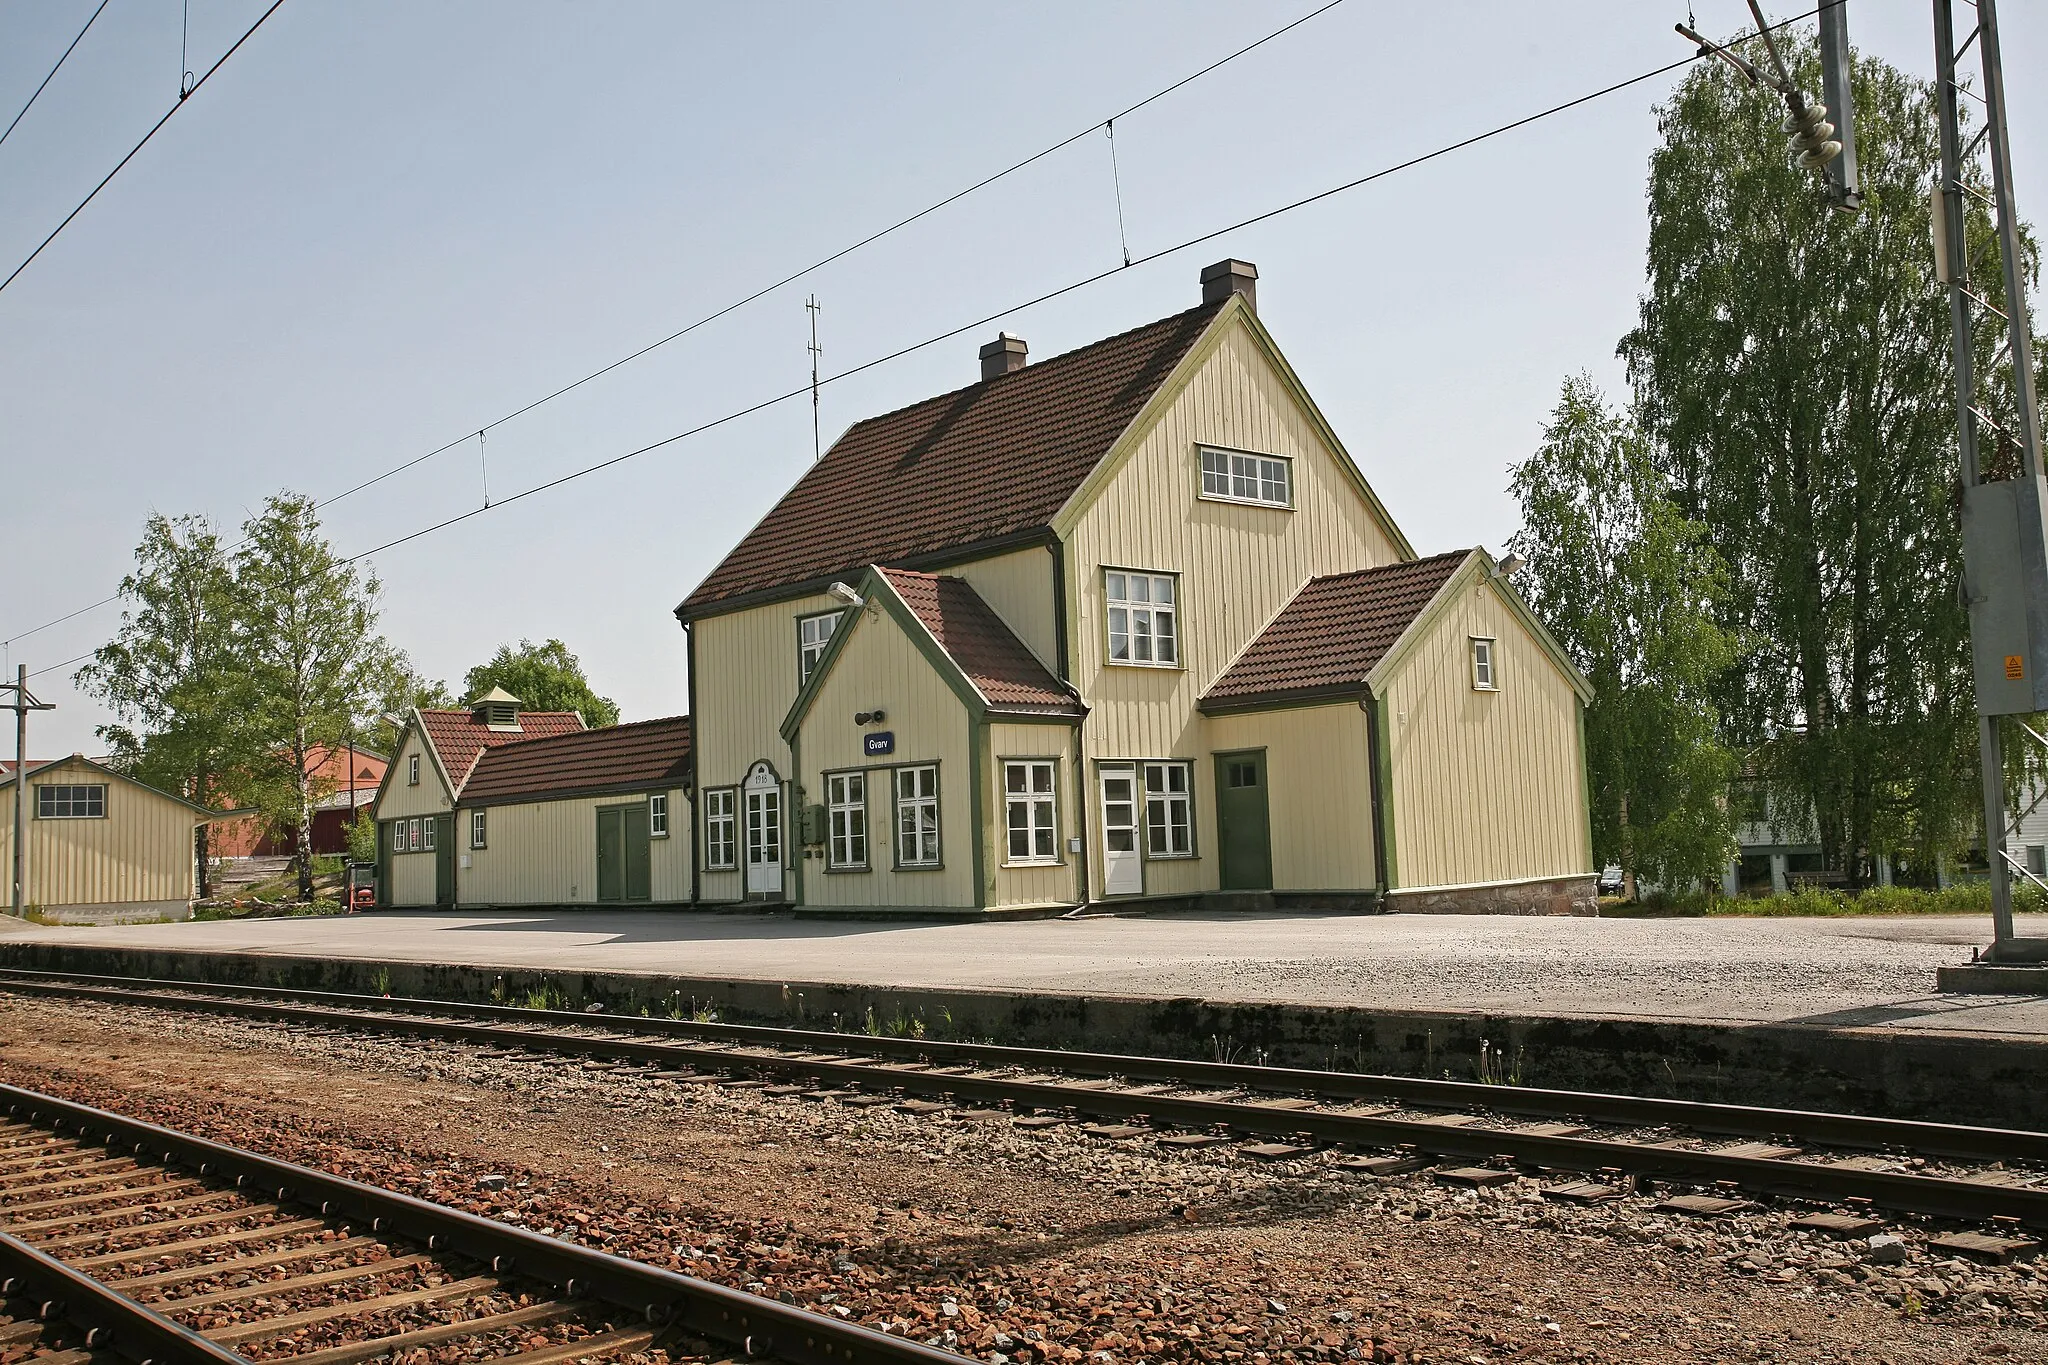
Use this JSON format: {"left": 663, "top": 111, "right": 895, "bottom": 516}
{"left": 3, "top": 1, "right": 2043, "bottom": 755}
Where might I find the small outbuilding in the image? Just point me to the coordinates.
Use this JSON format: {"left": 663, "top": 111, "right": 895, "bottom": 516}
{"left": 1, "top": 754, "right": 221, "bottom": 922}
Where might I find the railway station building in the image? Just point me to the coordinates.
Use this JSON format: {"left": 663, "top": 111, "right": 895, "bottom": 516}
{"left": 676, "top": 261, "right": 1596, "bottom": 916}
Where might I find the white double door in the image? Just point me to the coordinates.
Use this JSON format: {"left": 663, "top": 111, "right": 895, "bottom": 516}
{"left": 1100, "top": 767, "right": 1142, "bottom": 897}
{"left": 743, "top": 762, "right": 784, "bottom": 896}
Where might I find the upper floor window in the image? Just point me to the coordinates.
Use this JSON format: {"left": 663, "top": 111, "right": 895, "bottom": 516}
{"left": 1471, "top": 637, "right": 1498, "bottom": 691}
{"left": 1200, "top": 446, "right": 1292, "bottom": 508}
{"left": 1105, "top": 570, "right": 1178, "bottom": 667}
{"left": 797, "top": 611, "right": 843, "bottom": 687}
{"left": 37, "top": 784, "right": 105, "bottom": 819}
{"left": 408, "top": 754, "right": 421, "bottom": 785}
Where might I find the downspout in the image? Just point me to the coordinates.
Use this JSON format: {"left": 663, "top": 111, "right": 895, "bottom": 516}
{"left": 682, "top": 617, "right": 700, "bottom": 907}
{"left": 1050, "top": 537, "right": 1092, "bottom": 915}
{"left": 1363, "top": 688, "right": 1391, "bottom": 909}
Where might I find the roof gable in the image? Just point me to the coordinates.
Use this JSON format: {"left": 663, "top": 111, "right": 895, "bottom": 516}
{"left": 680, "top": 301, "right": 1227, "bottom": 618}
{"left": 459, "top": 716, "right": 692, "bottom": 807}
{"left": 1200, "top": 552, "right": 1473, "bottom": 712}
{"left": 3, "top": 753, "right": 221, "bottom": 818}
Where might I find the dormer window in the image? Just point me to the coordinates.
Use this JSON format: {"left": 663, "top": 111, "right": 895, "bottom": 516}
{"left": 1199, "top": 446, "right": 1292, "bottom": 508}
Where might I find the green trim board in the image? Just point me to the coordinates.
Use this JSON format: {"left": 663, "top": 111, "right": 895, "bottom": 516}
{"left": 969, "top": 718, "right": 987, "bottom": 909}
{"left": 1575, "top": 696, "right": 1595, "bottom": 871}
{"left": 1372, "top": 694, "right": 1398, "bottom": 891}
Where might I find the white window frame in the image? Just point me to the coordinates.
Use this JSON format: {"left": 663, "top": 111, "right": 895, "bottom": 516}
{"left": 422, "top": 815, "right": 437, "bottom": 851}
{"left": 826, "top": 771, "right": 868, "bottom": 870}
{"left": 470, "top": 809, "right": 487, "bottom": 849}
{"left": 408, "top": 753, "right": 420, "bottom": 785}
{"left": 36, "top": 784, "right": 106, "bottom": 819}
{"left": 1142, "top": 761, "right": 1195, "bottom": 859}
{"left": 894, "top": 765, "right": 940, "bottom": 868}
{"left": 1471, "top": 637, "right": 1498, "bottom": 691}
{"left": 1003, "top": 760, "right": 1059, "bottom": 865}
{"left": 1199, "top": 446, "right": 1293, "bottom": 509}
{"left": 1104, "top": 569, "right": 1180, "bottom": 668}
{"left": 704, "top": 788, "right": 737, "bottom": 870}
{"left": 797, "top": 610, "right": 843, "bottom": 687}
{"left": 650, "top": 793, "right": 669, "bottom": 838}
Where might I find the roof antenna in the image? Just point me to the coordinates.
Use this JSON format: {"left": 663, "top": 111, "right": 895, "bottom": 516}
{"left": 806, "top": 294, "right": 823, "bottom": 461}
{"left": 1106, "top": 120, "right": 1132, "bottom": 267}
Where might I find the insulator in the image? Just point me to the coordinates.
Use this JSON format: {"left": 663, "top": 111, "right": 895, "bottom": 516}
{"left": 1781, "top": 101, "right": 1830, "bottom": 135}
{"left": 1796, "top": 140, "right": 1844, "bottom": 171}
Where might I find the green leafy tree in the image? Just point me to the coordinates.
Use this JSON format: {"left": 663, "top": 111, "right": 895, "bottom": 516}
{"left": 462, "top": 639, "right": 619, "bottom": 727}
{"left": 230, "top": 493, "right": 405, "bottom": 900}
{"left": 75, "top": 515, "right": 246, "bottom": 897}
{"left": 1511, "top": 378, "right": 1741, "bottom": 893}
{"left": 1618, "top": 40, "right": 2022, "bottom": 882}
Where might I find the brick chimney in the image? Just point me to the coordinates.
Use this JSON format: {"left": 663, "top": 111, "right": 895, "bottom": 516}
{"left": 979, "top": 332, "right": 1027, "bottom": 381}
{"left": 1200, "top": 259, "right": 1258, "bottom": 313}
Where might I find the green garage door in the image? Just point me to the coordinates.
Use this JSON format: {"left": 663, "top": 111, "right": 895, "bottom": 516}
{"left": 596, "top": 803, "right": 652, "bottom": 903}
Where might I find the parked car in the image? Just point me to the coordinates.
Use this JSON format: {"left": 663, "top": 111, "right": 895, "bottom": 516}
{"left": 1597, "top": 865, "right": 1625, "bottom": 896}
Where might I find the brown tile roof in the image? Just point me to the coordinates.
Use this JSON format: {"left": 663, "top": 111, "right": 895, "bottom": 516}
{"left": 880, "top": 569, "right": 1084, "bottom": 717}
{"left": 1199, "top": 551, "right": 1473, "bottom": 712}
{"left": 460, "top": 716, "right": 693, "bottom": 806}
{"left": 679, "top": 301, "right": 1227, "bottom": 617}
{"left": 417, "top": 708, "right": 586, "bottom": 792}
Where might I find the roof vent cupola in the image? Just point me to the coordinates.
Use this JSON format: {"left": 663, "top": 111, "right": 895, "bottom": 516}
{"left": 978, "top": 332, "right": 1028, "bottom": 381}
{"left": 470, "top": 685, "right": 525, "bottom": 732}
{"left": 1200, "top": 259, "right": 1258, "bottom": 313}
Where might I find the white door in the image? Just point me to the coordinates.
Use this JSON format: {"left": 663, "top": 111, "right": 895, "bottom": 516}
{"left": 744, "top": 763, "right": 784, "bottom": 896}
{"left": 1100, "top": 768, "right": 1142, "bottom": 896}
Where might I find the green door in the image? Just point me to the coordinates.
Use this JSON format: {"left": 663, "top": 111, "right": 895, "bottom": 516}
{"left": 597, "top": 804, "right": 653, "bottom": 904}
{"left": 1215, "top": 751, "right": 1273, "bottom": 891}
{"left": 376, "top": 821, "right": 391, "bottom": 908}
{"left": 434, "top": 815, "right": 456, "bottom": 907}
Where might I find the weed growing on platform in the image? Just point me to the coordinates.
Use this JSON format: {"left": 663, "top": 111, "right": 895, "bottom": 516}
{"left": 1606, "top": 882, "right": 2046, "bottom": 918}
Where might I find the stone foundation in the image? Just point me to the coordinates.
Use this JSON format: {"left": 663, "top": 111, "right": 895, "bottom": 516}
{"left": 1386, "top": 874, "right": 1597, "bottom": 917}
{"left": 25, "top": 899, "right": 193, "bottom": 925}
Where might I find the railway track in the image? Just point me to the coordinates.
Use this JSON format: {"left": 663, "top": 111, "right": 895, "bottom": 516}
{"left": 2, "top": 967, "right": 2045, "bottom": 1248}
{"left": 0, "top": 1082, "right": 957, "bottom": 1365}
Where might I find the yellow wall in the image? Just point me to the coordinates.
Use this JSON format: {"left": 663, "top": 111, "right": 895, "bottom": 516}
{"left": 985, "top": 722, "right": 1083, "bottom": 909}
{"left": 1207, "top": 704, "right": 1378, "bottom": 892}
{"left": 952, "top": 546, "right": 1058, "bottom": 672}
{"left": 793, "top": 604, "right": 975, "bottom": 908}
{"left": 377, "top": 725, "right": 454, "bottom": 821}
{"left": 0, "top": 760, "right": 200, "bottom": 907}
{"left": 691, "top": 590, "right": 836, "bottom": 900}
{"left": 386, "top": 819, "right": 440, "bottom": 907}
{"left": 1379, "top": 577, "right": 1590, "bottom": 890}
{"left": 1058, "top": 313, "right": 1405, "bottom": 897}
{"left": 459, "top": 790, "right": 690, "bottom": 905}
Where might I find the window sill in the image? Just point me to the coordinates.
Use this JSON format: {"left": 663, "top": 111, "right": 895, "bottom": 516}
{"left": 1472, "top": 685, "right": 1500, "bottom": 693}
{"left": 823, "top": 864, "right": 872, "bottom": 874}
{"left": 893, "top": 862, "right": 946, "bottom": 872}
{"left": 1105, "top": 660, "right": 1185, "bottom": 671}
{"left": 1143, "top": 852, "right": 1198, "bottom": 861}
{"left": 1197, "top": 492, "right": 1293, "bottom": 512}
{"left": 1002, "top": 858, "right": 1063, "bottom": 869}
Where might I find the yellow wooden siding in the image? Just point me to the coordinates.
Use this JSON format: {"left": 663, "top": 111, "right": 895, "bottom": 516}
{"left": 794, "top": 606, "right": 974, "bottom": 908}
{"left": 951, "top": 546, "right": 1058, "bottom": 670}
{"left": 691, "top": 590, "right": 836, "bottom": 900}
{"left": 985, "top": 722, "right": 1082, "bottom": 908}
{"left": 1381, "top": 580, "right": 1590, "bottom": 889}
{"left": 0, "top": 760, "right": 198, "bottom": 907}
{"left": 376, "top": 729, "right": 453, "bottom": 821}
{"left": 1062, "top": 318, "right": 1406, "bottom": 763}
{"left": 1207, "top": 705, "right": 1377, "bottom": 891}
{"left": 459, "top": 790, "right": 690, "bottom": 905}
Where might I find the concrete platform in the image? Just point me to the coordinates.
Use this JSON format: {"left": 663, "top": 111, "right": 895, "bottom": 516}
{"left": 6, "top": 909, "right": 2048, "bottom": 1128}
{"left": 3, "top": 908, "right": 2042, "bottom": 1035}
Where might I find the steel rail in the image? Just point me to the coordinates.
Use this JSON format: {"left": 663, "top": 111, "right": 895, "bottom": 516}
{"left": 4, "top": 978, "right": 2045, "bottom": 1229}
{"left": 0, "top": 1084, "right": 962, "bottom": 1365}
{"left": 2, "top": 966, "right": 2043, "bottom": 1162}
{"left": 0, "top": 1224, "right": 246, "bottom": 1365}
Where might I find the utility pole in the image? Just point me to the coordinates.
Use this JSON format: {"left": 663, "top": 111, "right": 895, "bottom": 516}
{"left": 1934, "top": 0, "right": 2048, "bottom": 956}
{"left": 3, "top": 664, "right": 55, "bottom": 918}
{"left": 806, "top": 294, "right": 823, "bottom": 462}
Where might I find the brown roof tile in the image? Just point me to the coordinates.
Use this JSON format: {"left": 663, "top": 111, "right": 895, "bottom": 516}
{"left": 879, "top": 569, "right": 1083, "bottom": 716}
{"left": 417, "top": 708, "right": 586, "bottom": 793}
{"left": 460, "top": 716, "right": 692, "bottom": 806}
{"left": 1199, "top": 552, "right": 1473, "bottom": 711}
{"left": 679, "top": 301, "right": 1226, "bottom": 617}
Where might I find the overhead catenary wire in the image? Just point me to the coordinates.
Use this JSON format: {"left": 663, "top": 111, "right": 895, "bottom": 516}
{"left": 0, "top": 0, "right": 112, "bottom": 154}
{"left": 1, "top": 0, "right": 1352, "bottom": 653}
{"left": 0, "top": 0, "right": 288, "bottom": 299}
{"left": 14, "top": 0, "right": 1832, "bottom": 685}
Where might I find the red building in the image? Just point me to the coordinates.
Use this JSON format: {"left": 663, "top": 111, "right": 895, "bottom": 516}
{"left": 212, "top": 744, "right": 388, "bottom": 858}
